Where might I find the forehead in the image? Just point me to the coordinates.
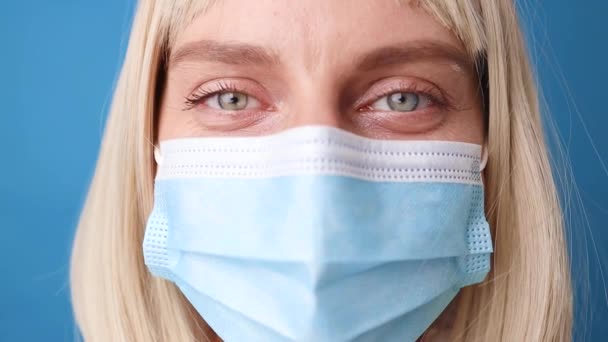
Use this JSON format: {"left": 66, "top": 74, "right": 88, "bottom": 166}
{"left": 170, "top": 0, "right": 467, "bottom": 69}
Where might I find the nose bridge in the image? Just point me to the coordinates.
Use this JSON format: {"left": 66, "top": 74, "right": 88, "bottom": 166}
{"left": 280, "top": 4, "right": 348, "bottom": 131}
{"left": 285, "top": 75, "right": 342, "bottom": 129}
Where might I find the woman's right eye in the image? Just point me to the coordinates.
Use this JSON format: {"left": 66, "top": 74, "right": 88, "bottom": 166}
{"left": 184, "top": 80, "right": 266, "bottom": 113}
{"left": 205, "top": 91, "right": 261, "bottom": 111}
{"left": 182, "top": 81, "right": 278, "bottom": 132}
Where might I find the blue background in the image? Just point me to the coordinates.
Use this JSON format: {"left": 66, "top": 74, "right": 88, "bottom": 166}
{"left": 0, "top": 1, "right": 606, "bottom": 341}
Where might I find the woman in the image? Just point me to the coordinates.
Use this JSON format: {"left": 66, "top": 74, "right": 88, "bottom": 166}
{"left": 70, "top": 0, "right": 572, "bottom": 341}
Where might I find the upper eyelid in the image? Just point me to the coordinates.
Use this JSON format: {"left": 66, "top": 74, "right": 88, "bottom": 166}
{"left": 371, "top": 91, "right": 433, "bottom": 103}
{"left": 354, "top": 79, "right": 446, "bottom": 107}
{"left": 188, "top": 80, "right": 266, "bottom": 101}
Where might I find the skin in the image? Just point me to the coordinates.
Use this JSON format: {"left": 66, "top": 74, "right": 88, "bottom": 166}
{"left": 156, "top": 1, "right": 484, "bottom": 340}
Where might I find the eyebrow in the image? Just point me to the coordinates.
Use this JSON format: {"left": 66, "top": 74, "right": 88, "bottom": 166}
{"left": 168, "top": 39, "right": 473, "bottom": 73}
{"left": 169, "top": 40, "right": 280, "bottom": 69}
{"left": 355, "top": 41, "right": 473, "bottom": 73}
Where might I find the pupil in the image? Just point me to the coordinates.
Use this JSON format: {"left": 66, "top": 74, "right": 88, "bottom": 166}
{"left": 219, "top": 92, "right": 247, "bottom": 110}
{"left": 388, "top": 92, "right": 418, "bottom": 111}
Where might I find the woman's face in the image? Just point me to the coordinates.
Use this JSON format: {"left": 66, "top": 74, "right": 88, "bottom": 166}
{"left": 158, "top": 0, "right": 483, "bottom": 144}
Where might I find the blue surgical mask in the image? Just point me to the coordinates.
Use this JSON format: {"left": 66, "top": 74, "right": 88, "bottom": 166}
{"left": 143, "top": 126, "right": 493, "bottom": 342}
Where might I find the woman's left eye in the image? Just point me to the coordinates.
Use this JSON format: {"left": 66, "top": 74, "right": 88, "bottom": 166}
{"left": 370, "top": 92, "right": 432, "bottom": 112}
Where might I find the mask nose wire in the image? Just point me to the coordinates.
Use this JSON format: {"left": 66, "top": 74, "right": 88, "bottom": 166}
{"left": 153, "top": 138, "right": 488, "bottom": 170}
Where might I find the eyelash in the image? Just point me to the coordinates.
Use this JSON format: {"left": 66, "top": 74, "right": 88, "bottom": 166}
{"left": 183, "top": 80, "right": 452, "bottom": 112}
{"left": 183, "top": 80, "right": 245, "bottom": 110}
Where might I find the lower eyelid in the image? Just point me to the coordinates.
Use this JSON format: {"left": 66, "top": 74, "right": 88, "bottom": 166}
{"left": 190, "top": 109, "right": 282, "bottom": 134}
{"left": 352, "top": 107, "right": 447, "bottom": 135}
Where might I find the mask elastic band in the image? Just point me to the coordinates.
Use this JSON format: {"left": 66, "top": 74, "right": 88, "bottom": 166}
{"left": 480, "top": 145, "right": 488, "bottom": 171}
{"left": 154, "top": 146, "right": 163, "bottom": 166}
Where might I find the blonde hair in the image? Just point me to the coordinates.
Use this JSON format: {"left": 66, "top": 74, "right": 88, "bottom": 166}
{"left": 70, "top": 1, "right": 573, "bottom": 341}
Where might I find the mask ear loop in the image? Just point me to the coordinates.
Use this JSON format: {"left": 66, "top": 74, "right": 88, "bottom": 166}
{"left": 154, "top": 146, "right": 163, "bottom": 166}
{"left": 480, "top": 143, "right": 488, "bottom": 184}
{"left": 480, "top": 144, "right": 488, "bottom": 171}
